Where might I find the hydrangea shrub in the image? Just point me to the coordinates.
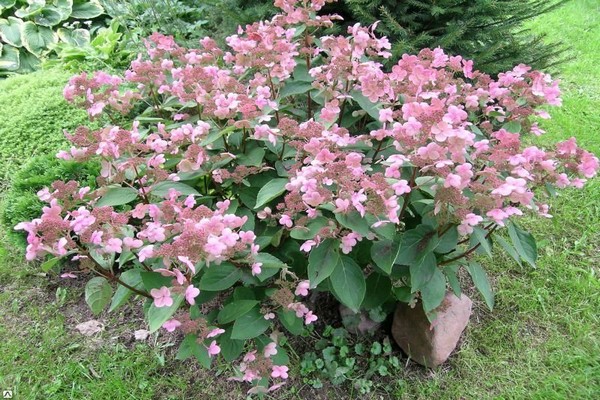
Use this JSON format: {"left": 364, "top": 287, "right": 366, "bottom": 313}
{"left": 17, "top": 0, "right": 598, "bottom": 393}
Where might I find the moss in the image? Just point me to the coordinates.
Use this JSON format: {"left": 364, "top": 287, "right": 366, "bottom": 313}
{"left": 0, "top": 68, "right": 94, "bottom": 183}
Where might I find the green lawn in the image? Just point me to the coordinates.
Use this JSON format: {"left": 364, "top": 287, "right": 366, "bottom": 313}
{"left": 1, "top": 1, "right": 599, "bottom": 399}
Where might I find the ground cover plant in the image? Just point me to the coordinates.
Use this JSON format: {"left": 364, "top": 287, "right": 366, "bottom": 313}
{"left": 1, "top": 0, "right": 599, "bottom": 399}
{"left": 14, "top": 0, "right": 599, "bottom": 395}
{"left": 0, "top": 68, "right": 95, "bottom": 182}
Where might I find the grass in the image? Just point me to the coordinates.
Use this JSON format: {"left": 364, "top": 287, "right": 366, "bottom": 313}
{"left": 1, "top": 1, "right": 599, "bottom": 399}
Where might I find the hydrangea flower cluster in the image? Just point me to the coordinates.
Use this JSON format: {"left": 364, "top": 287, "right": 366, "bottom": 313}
{"left": 18, "top": 0, "right": 598, "bottom": 393}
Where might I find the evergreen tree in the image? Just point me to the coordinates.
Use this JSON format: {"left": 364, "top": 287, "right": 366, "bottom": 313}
{"left": 208, "top": 0, "right": 566, "bottom": 76}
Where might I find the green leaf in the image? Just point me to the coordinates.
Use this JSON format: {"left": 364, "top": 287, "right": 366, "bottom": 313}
{"left": 370, "top": 239, "right": 401, "bottom": 275}
{"left": 502, "top": 121, "right": 522, "bottom": 134}
{"left": 148, "top": 293, "right": 184, "bottom": 333}
{"left": 16, "top": 48, "right": 39, "bottom": 73}
{"left": 0, "top": 1, "right": 16, "bottom": 10}
{"left": 329, "top": 256, "right": 366, "bottom": 312}
{"left": 237, "top": 146, "right": 265, "bottom": 167}
{"left": 109, "top": 270, "right": 143, "bottom": 312}
{"left": 393, "top": 286, "right": 415, "bottom": 303}
{"left": 150, "top": 181, "right": 200, "bottom": 197}
{"left": 218, "top": 329, "right": 244, "bottom": 362}
{"left": 361, "top": 273, "right": 392, "bottom": 310}
{"left": 350, "top": 90, "right": 381, "bottom": 120}
{"left": 57, "top": 28, "right": 90, "bottom": 47}
{"left": 217, "top": 300, "right": 259, "bottom": 324}
{"left": 231, "top": 307, "right": 270, "bottom": 340}
{"left": 471, "top": 226, "right": 492, "bottom": 258}
{"left": 436, "top": 226, "right": 458, "bottom": 254}
{"left": 254, "top": 178, "right": 288, "bottom": 209}
{"left": 495, "top": 235, "right": 522, "bottom": 267}
{"left": 420, "top": 268, "right": 446, "bottom": 313}
{"left": 335, "top": 211, "right": 371, "bottom": 236}
{"left": 41, "top": 256, "right": 60, "bottom": 272}
{"left": 254, "top": 253, "right": 286, "bottom": 282}
{"left": 280, "top": 80, "right": 313, "bottom": 98}
{"left": 71, "top": 0, "right": 104, "bottom": 19}
{"left": 14, "top": 1, "right": 44, "bottom": 18}
{"left": 176, "top": 334, "right": 211, "bottom": 368}
{"left": 34, "top": 7, "right": 63, "bottom": 27}
{"left": 20, "top": 21, "right": 57, "bottom": 56}
{"left": 140, "top": 271, "right": 173, "bottom": 291}
{"left": 0, "top": 17, "right": 23, "bottom": 47}
{"left": 55, "top": 0, "right": 73, "bottom": 19}
{"left": 396, "top": 225, "right": 439, "bottom": 265}
{"left": 308, "top": 238, "right": 340, "bottom": 288}
{"left": 507, "top": 221, "right": 537, "bottom": 268}
{"left": 0, "top": 44, "right": 19, "bottom": 71}
{"left": 410, "top": 252, "right": 437, "bottom": 293}
{"left": 466, "top": 262, "right": 494, "bottom": 311}
{"left": 277, "top": 309, "right": 304, "bottom": 335}
{"left": 96, "top": 186, "right": 138, "bottom": 207}
{"left": 443, "top": 265, "right": 461, "bottom": 298}
{"left": 290, "top": 216, "right": 329, "bottom": 240}
{"left": 85, "top": 277, "right": 112, "bottom": 315}
{"left": 199, "top": 263, "right": 241, "bottom": 291}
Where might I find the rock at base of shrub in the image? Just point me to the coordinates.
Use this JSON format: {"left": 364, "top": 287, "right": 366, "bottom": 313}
{"left": 391, "top": 292, "right": 472, "bottom": 368}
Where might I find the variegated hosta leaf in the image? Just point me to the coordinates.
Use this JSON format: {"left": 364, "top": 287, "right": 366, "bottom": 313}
{"left": 33, "top": 7, "right": 65, "bottom": 27}
{"left": 20, "top": 21, "right": 58, "bottom": 57}
{"left": 0, "top": 17, "right": 24, "bottom": 47}
{"left": 55, "top": 0, "right": 74, "bottom": 20}
{"left": 0, "top": 44, "right": 20, "bottom": 72}
{"left": 0, "top": 0, "right": 17, "bottom": 12}
{"left": 57, "top": 27, "right": 90, "bottom": 47}
{"left": 17, "top": 48, "right": 40, "bottom": 73}
{"left": 14, "top": 0, "right": 45, "bottom": 19}
{"left": 71, "top": 0, "right": 104, "bottom": 19}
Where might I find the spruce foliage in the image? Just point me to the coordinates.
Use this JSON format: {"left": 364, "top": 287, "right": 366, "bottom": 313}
{"left": 211, "top": 0, "right": 566, "bottom": 75}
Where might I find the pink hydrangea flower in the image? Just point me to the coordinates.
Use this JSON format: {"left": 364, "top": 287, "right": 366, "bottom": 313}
{"left": 150, "top": 286, "right": 173, "bottom": 308}
{"left": 271, "top": 365, "right": 289, "bottom": 379}
{"left": 185, "top": 285, "right": 200, "bottom": 305}
{"left": 163, "top": 319, "right": 181, "bottom": 332}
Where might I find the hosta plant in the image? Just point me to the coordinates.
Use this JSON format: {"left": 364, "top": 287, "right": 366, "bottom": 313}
{"left": 17, "top": 0, "right": 598, "bottom": 393}
{"left": 0, "top": 0, "right": 105, "bottom": 75}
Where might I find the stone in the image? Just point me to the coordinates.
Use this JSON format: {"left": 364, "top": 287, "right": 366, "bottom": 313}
{"left": 134, "top": 329, "right": 150, "bottom": 341}
{"left": 75, "top": 320, "right": 104, "bottom": 336}
{"left": 339, "top": 305, "right": 382, "bottom": 335}
{"left": 391, "top": 292, "right": 472, "bottom": 367}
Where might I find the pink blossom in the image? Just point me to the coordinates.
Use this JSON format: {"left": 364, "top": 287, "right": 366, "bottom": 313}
{"left": 105, "top": 238, "right": 123, "bottom": 253}
{"left": 300, "top": 240, "right": 317, "bottom": 252}
{"left": 185, "top": 285, "right": 200, "bottom": 305}
{"left": 207, "top": 340, "right": 221, "bottom": 357}
{"left": 279, "top": 214, "right": 293, "bottom": 228}
{"left": 264, "top": 342, "right": 278, "bottom": 358}
{"left": 163, "top": 319, "right": 181, "bottom": 332}
{"left": 295, "top": 280, "right": 310, "bottom": 296}
{"left": 304, "top": 311, "right": 318, "bottom": 324}
{"left": 378, "top": 108, "right": 394, "bottom": 123}
{"left": 271, "top": 365, "right": 289, "bottom": 379}
{"left": 178, "top": 256, "right": 196, "bottom": 274}
{"left": 206, "top": 328, "right": 225, "bottom": 338}
{"left": 251, "top": 262, "right": 263, "bottom": 276}
{"left": 150, "top": 286, "right": 173, "bottom": 308}
{"left": 138, "top": 245, "right": 154, "bottom": 262}
{"left": 123, "top": 237, "right": 143, "bottom": 249}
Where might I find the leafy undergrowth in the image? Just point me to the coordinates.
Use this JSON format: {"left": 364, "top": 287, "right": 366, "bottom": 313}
{"left": 1, "top": 1, "right": 599, "bottom": 399}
